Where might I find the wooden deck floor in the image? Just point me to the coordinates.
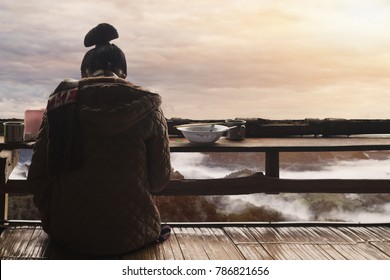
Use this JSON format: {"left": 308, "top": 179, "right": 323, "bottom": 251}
{"left": 1, "top": 223, "right": 390, "bottom": 260}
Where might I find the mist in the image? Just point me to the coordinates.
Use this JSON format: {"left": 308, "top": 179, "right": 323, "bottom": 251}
{"left": 171, "top": 152, "right": 390, "bottom": 223}
{"left": 9, "top": 150, "right": 390, "bottom": 223}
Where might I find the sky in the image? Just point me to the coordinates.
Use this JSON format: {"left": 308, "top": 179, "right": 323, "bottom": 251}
{"left": 2, "top": 0, "right": 390, "bottom": 120}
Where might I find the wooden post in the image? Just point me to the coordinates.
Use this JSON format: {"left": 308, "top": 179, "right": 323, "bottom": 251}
{"left": 265, "top": 151, "right": 280, "bottom": 178}
{"left": 0, "top": 152, "right": 7, "bottom": 221}
{"left": 0, "top": 149, "right": 19, "bottom": 221}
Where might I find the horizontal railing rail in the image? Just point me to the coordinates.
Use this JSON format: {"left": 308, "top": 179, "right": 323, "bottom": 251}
{"left": 3, "top": 174, "right": 390, "bottom": 196}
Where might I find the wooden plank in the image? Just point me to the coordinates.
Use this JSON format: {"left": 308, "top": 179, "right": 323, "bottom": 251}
{"left": 7, "top": 226, "right": 35, "bottom": 259}
{"left": 248, "top": 227, "right": 285, "bottom": 243}
{"left": 160, "top": 227, "right": 185, "bottom": 260}
{"left": 157, "top": 174, "right": 390, "bottom": 196}
{"left": 250, "top": 226, "right": 375, "bottom": 259}
{"left": 261, "top": 243, "right": 303, "bottom": 260}
{"left": 282, "top": 243, "right": 330, "bottom": 260}
{"left": 368, "top": 226, "right": 390, "bottom": 240}
{"left": 315, "top": 244, "right": 347, "bottom": 260}
{"left": 123, "top": 227, "right": 240, "bottom": 260}
{"left": 0, "top": 226, "right": 34, "bottom": 259}
{"left": 189, "top": 227, "right": 235, "bottom": 259}
{"left": 268, "top": 227, "right": 318, "bottom": 244}
{"left": 124, "top": 228, "right": 186, "bottom": 260}
{"left": 121, "top": 244, "right": 158, "bottom": 260}
{"left": 137, "top": 244, "right": 161, "bottom": 260}
{"left": 169, "top": 137, "right": 390, "bottom": 153}
{"left": 152, "top": 244, "right": 166, "bottom": 259}
{"left": 192, "top": 227, "right": 227, "bottom": 260}
{"left": 223, "top": 227, "right": 259, "bottom": 244}
{"left": 338, "top": 226, "right": 382, "bottom": 242}
{"left": 142, "top": 243, "right": 164, "bottom": 260}
{"left": 3, "top": 180, "right": 29, "bottom": 194}
{"left": 370, "top": 242, "right": 390, "bottom": 258}
{"left": 3, "top": 135, "right": 390, "bottom": 152}
{"left": 274, "top": 227, "right": 347, "bottom": 259}
{"left": 266, "top": 243, "right": 303, "bottom": 260}
{"left": 122, "top": 226, "right": 389, "bottom": 260}
{"left": 261, "top": 226, "right": 335, "bottom": 260}
{"left": 157, "top": 241, "right": 181, "bottom": 260}
{"left": 328, "top": 244, "right": 368, "bottom": 260}
{"left": 21, "top": 228, "right": 51, "bottom": 259}
{"left": 0, "top": 226, "right": 15, "bottom": 259}
{"left": 0, "top": 136, "right": 34, "bottom": 149}
{"left": 330, "top": 243, "right": 390, "bottom": 260}
{"left": 243, "top": 227, "right": 311, "bottom": 259}
{"left": 198, "top": 227, "right": 244, "bottom": 259}
{"left": 236, "top": 243, "right": 274, "bottom": 260}
{"left": 223, "top": 227, "right": 273, "bottom": 260}
{"left": 354, "top": 243, "right": 390, "bottom": 260}
{"left": 167, "top": 118, "right": 390, "bottom": 137}
{"left": 173, "top": 227, "right": 209, "bottom": 260}
{"left": 322, "top": 226, "right": 390, "bottom": 259}
{"left": 210, "top": 227, "right": 245, "bottom": 259}
{"left": 129, "top": 239, "right": 182, "bottom": 260}
{"left": 1, "top": 224, "right": 389, "bottom": 260}
{"left": 294, "top": 227, "right": 331, "bottom": 244}
{"left": 2, "top": 135, "right": 390, "bottom": 152}
{"left": 299, "top": 227, "right": 364, "bottom": 259}
{"left": 5, "top": 175, "right": 390, "bottom": 197}
{"left": 247, "top": 227, "right": 332, "bottom": 260}
{"left": 310, "top": 227, "right": 357, "bottom": 244}
{"left": 121, "top": 246, "right": 146, "bottom": 260}
{"left": 299, "top": 244, "right": 334, "bottom": 259}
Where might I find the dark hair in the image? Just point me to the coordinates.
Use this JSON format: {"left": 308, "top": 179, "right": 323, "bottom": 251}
{"left": 80, "top": 23, "right": 127, "bottom": 78}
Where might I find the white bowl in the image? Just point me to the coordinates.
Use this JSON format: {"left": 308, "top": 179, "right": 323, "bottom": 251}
{"left": 177, "top": 124, "right": 229, "bottom": 144}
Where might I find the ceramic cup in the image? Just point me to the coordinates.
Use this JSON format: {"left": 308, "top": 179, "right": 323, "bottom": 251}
{"left": 225, "top": 119, "right": 246, "bottom": 140}
{"left": 4, "top": 121, "right": 25, "bottom": 143}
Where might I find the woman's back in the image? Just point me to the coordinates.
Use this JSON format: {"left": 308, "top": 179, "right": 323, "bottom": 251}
{"left": 28, "top": 24, "right": 171, "bottom": 255}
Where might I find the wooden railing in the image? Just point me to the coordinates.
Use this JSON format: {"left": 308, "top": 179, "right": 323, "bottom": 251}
{"left": 2, "top": 135, "right": 390, "bottom": 222}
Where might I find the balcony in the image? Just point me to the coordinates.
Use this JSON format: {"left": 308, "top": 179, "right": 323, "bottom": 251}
{"left": 1, "top": 118, "right": 390, "bottom": 259}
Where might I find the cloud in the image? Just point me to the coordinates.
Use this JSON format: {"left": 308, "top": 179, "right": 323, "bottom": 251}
{"left": 2, "top": 0, "right": 390, "bottom": 119}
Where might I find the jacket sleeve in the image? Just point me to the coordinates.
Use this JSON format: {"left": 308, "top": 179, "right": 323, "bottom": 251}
{"left": 27, "top": 113, "right": 52, "bottom": 219}
{"left": 145, "top": 107, "right": 171, "bottom": 193}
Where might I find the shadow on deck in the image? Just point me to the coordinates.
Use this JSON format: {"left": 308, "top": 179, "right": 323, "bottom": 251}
{"left": 1, "top": 223, "right": 390, "bottom": 260}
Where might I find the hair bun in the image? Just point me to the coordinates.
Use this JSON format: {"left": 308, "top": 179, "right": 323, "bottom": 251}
{"left": 84, "top": 23, "right": 119, "bottom": 47}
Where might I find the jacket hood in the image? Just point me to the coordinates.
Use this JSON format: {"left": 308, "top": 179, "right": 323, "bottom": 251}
{"left": 77, "top": 77, "right": 162, "bottom": 135}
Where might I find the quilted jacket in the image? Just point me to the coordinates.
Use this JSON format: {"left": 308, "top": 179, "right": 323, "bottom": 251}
{"left": 27, "top": 76, "right": 171, "bottom": 255}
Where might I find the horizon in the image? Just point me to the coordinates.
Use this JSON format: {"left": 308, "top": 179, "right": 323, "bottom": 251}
{"left": 2, "top": 0, "right": 390, "bottom": 120}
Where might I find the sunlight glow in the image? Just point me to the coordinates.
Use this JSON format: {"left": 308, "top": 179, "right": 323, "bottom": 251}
{"left": 3, "top": 0, "right": 390, "bottom": 119}
{"left": 307, "top": 1, "right": 390, "bottom": 48}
